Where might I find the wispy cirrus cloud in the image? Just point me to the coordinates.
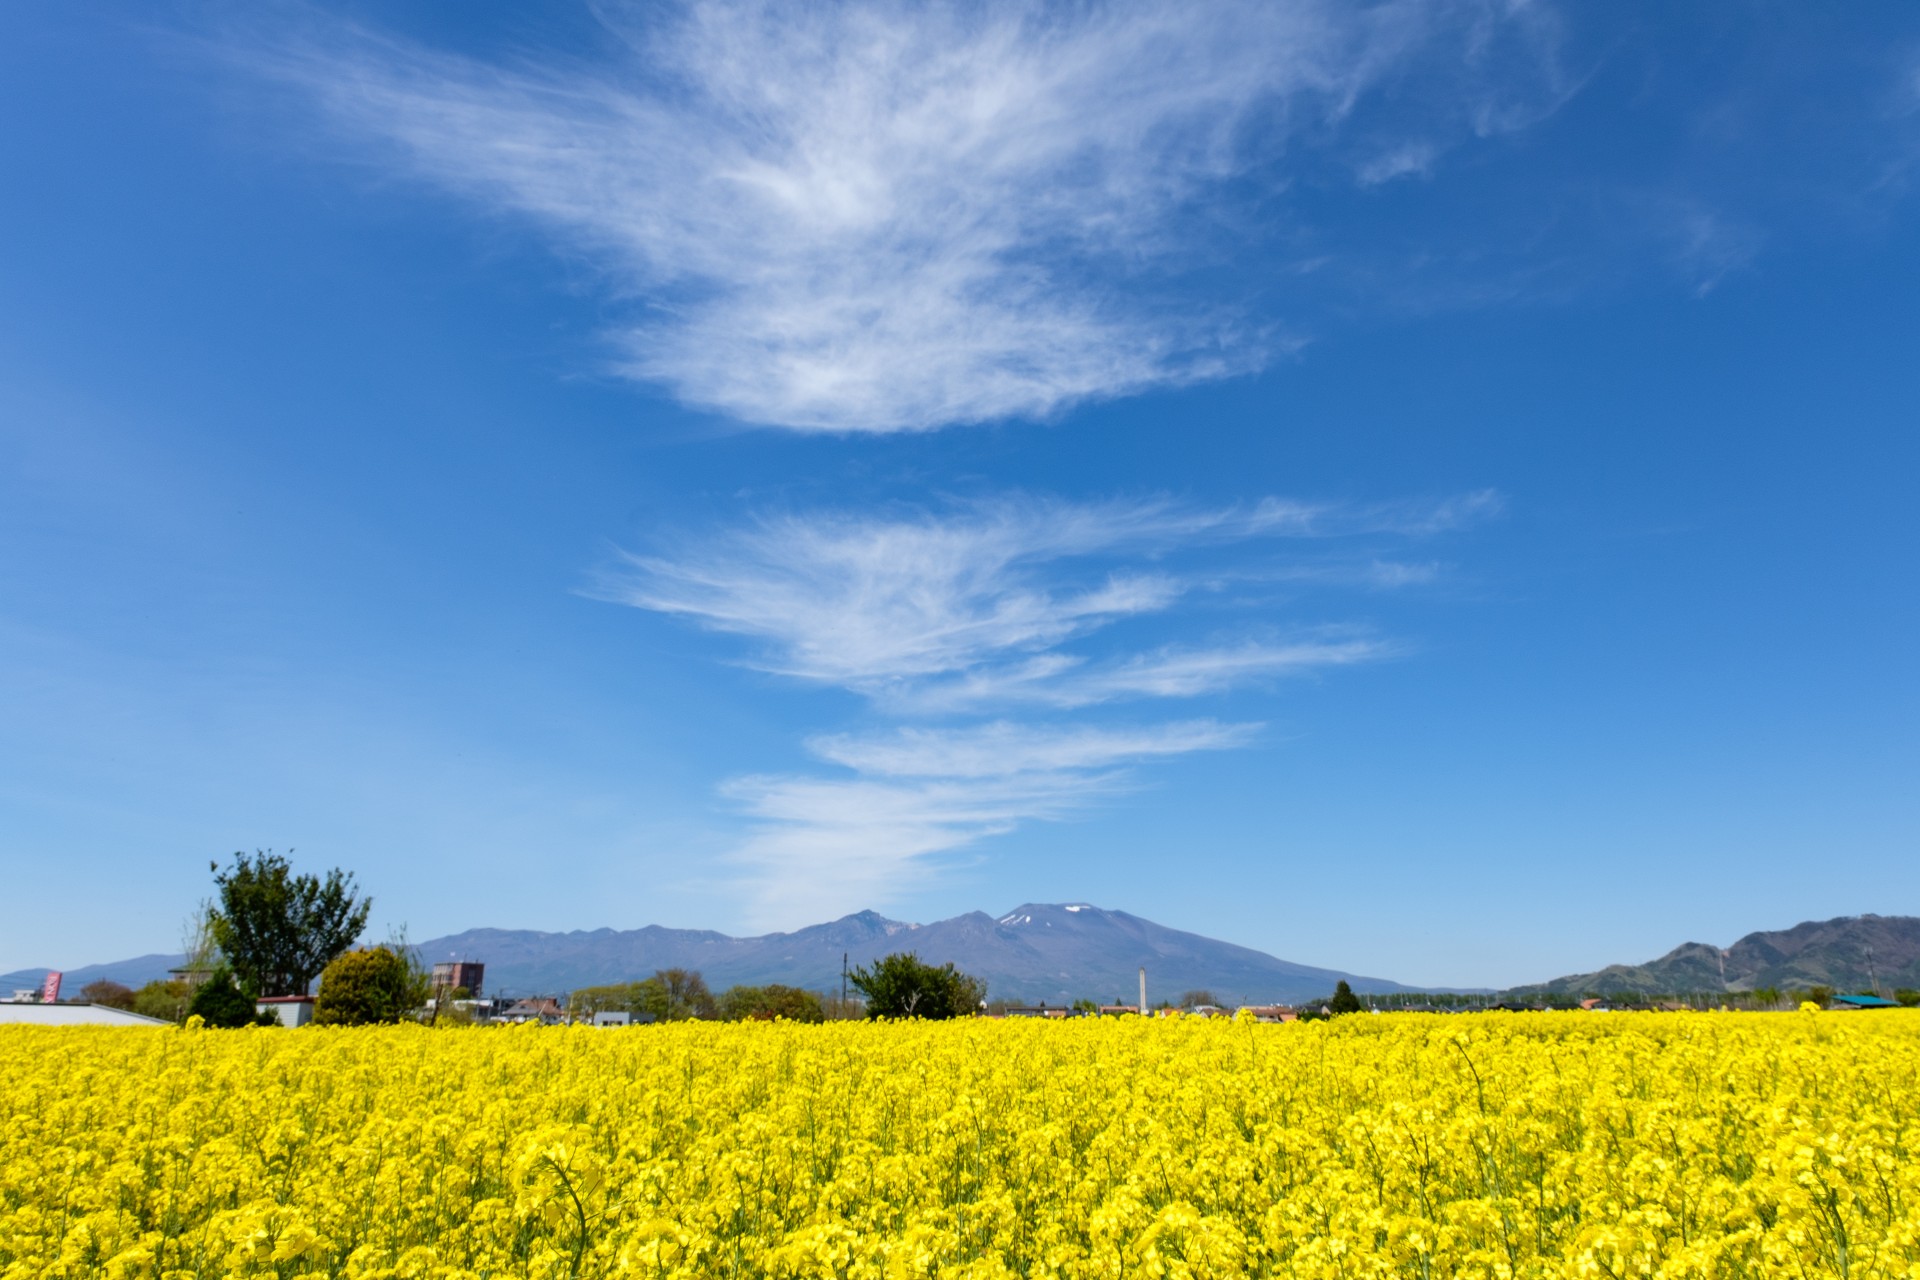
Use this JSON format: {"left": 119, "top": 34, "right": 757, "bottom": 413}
{"left": 808, "top": 718, "right": 1261, "bottom": 778}
{"left": 596, "top": 491, "right": 1489, "bottom": 708}
{"left": 600, "top": 491, "right": 1489, "bottom": 921}
{"left": 727, "top": 719, "right": 1257, "bottom": 925}
{"left": 251, "top": 0, "right": 1573, "bottom": 432}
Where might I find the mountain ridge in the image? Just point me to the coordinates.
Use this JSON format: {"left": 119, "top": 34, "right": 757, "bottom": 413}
{"left": 2, "top": 903, "right": 1410, "bottom": 1006}
{"left": 1506, "top": 914, "right": 1920, "bottom": 997}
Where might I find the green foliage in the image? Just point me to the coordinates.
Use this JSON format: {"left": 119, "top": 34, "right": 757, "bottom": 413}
{"left": 1803, "top": 985, "right": 1836, "bottom": 1008}
{"left": 718, "top": 984, "right": 825, "bottom": 1022}
{"left": 1894, "top": 989, "right": 1920, "bottom": 1007}
{"left": 1072, "top": 998, "right": 1099, "bottom": 1013}
{"left": 1178, "top": 990, "right": 1219, "bottom": 1010}
{"left": 568, "top": 982, "right": 648, "bottom": 1020}
{"left": 569, "top": 970, "right": 717, "bottom": 1021}
{"left": 133, "top": 979, "right": 192, "bottom": 1024}
{"left": 312, "top": 947, "right": 418, "bottom": 1026}
{"left": 639, "top": 969, "right": 717, "bottom": 1021}
{"left": 848, "top": 952, "right": 986, "bottom": 1020}
{"left": 80, "top": 980, "right": 136, "bottom": 1011}
{"left": 187, "top": 968, "right": 273, "bottom": 1028}
{"left": 1329, "top": 980, "right": 1364, "bottom": 1016}
{"left": 209, "top": 850, "right": 371, "bottom": 997}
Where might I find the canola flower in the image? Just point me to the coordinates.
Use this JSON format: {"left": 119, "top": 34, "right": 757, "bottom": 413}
{"left": 3, "top": 1010, "right": 1918, "bottom": 1278}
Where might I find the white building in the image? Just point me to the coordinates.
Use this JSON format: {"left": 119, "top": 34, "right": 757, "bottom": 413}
{"left": 0, "top": 1002, "right": 171, "bottom": 1027}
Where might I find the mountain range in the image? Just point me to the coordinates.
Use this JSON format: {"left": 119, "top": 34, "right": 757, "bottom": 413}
{"left": 11, "top": 908, "right": 1915, "bottom": 1007}
{"left": 1510, "top": 914, "right": 1920, "bottom": 997}
{"left": 4, "top": 903, "right": 1408, "bottom": 1006}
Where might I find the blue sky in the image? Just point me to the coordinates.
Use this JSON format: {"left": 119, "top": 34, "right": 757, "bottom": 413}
{"left": 3, "top": 2, "right": 1917, "bottom": 988}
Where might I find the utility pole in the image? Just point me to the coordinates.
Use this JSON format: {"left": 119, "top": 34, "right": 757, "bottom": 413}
{"left": 841, "top": 952, "right": 848, "bottom": 1018}
{"left": 1138, "top": 966, "right": 1147, "bottom": 1016}
{"left": 1868, "top": 946, "right": 1880, "bottom": 997}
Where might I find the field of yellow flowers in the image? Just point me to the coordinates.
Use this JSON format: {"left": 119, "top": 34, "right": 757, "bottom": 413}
{"left": 3, "top": 1011, "right": 1917, "bottom": 1279}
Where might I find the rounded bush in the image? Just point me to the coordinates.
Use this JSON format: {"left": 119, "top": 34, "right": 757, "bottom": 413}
{"left": 313, "top": 947, "right": 415, "bottom": 1026}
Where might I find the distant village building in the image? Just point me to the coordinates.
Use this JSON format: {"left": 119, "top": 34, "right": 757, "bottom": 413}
{"left": 1832, "top": 994, "right": 1899, "bottom": 1010}
{"left": 498, "top": 997, "right": 564, "bottom": 1025}
{"left": 432, "top": 961, "right": 485, "bottom": 997}
{"left": 256, "top": 996, "right": 316, "bottom": 1027}
{"left": 1237, "top": 1005, "right": 1299, "bottom": 1023}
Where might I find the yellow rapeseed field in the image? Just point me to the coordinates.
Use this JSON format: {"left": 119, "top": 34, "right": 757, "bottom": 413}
{"left": 3, "top": 1011, "right": 1918, "bottom": 1279}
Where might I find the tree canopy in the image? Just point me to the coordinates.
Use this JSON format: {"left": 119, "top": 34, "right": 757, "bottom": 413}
{"left": 718, "top": 984, "right": 826, "bottom": 1022}
{"left": 1329, "top": 980, "right": 1364, "bottom": 1015}
{"left": 208, "top": 850, "right": 370, "bottom": 997}
{"left": 313, "top": 947, "right": 421, "bottom": 1026}
{"left": 186, "top": 968, "right": 271, "bottom": 1028}
{"left": 569, "top": 969, "right": 718, "bottom": 1021}
{"left": 848, "top": 952, "right": 985, "bottom": 1020}
{"left": 80, "top": 980, "right": 136, "bottom": 1011}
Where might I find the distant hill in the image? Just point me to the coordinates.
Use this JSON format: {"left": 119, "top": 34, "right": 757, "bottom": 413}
{"left": 415, "top": 903, "right": 1413, "bottom": 1005}
{"left": 0, "top": 953, "right": 185, "bottom": 995}
{"left": 1509, "top": 914, "right": 1920, "bottom": 997}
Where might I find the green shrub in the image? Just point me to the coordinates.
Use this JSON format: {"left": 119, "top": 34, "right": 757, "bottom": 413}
{"left": 313, "top": 947, "right": 417, "bottom": 1026}
{"left": 718, "top": 984, "right": 826, "bottom": 1022}
{"left": 848, "top": 953, "right": 985, "bottom": 1020}
{"left": 187, "top": 968, "right": 272, "bottom": 1028}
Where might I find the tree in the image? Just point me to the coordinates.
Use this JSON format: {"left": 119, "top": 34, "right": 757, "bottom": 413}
{"left": 568, "top": 982, "right": 648, "bottom": 1020}
{"left": 1894, "top": 989, "right": 1920, "bottom": 1008}
{"left": 132, "top": 979, "right": 192, "bottom": 1024}
{"left": 848, "top": 952, "right": 985, "bottom": 1020}
{"left": 719, "top": 984, "right": 825, "bottom": 1022}
{"left": 187, "top": 967, "right": 270, "bottom": 1028}
{"left": 1329, "top": 980, "right": 1364, "bottom": 1015}
{"left": 208, "top": 850, "right": 370, "bottom": 997}
{"left": 1803, "top": 986, "right": 1835, "bottom": 1008}
{"left": 80, "top": 980, "right": 136, "bottom": 1011}
{"left": 312, "top": 947, "right": 418, "bottom": 1026}
{"left": 1178, "top": 990, "right": 1219, "bottom": 1010}
{"left": 638, "top": 969, "right": 717, "bottom": 1021}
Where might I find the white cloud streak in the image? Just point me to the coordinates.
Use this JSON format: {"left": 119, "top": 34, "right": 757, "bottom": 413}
{"left": 257, "top": 0, "right": 1566, "bottom": 432}
{"left": 597, "top": 492, "right": 1482, "bottom": 708}
{"left": 808, "top": 718, "right": 1260, "bottom": 778}
{"left": 727, "top": 719, "right": 1256, "bottom": 925}
{"left": 599, "top": 490, "right": 1485, "bottom": 922}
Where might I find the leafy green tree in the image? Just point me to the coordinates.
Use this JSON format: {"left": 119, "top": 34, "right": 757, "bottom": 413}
{"left": 1329, "top": 980, "right": 1364, "bottom": 1015}
{"left": 1803, "top": 985, "right": 1835, "bottom": 1008}
{"left": 80, "top": 980, "right": 136, "bottom": 1010}
{"left": 312, "top": 947, "right": 418, "bottom": 1026}
{"left": 1178, "top": 990, "right": 1219, "bottom": 1010}
{"left": 1072, "top": 998, "right": 1099, "bottom": 1014}
{"left": 132, "top": 979, "right": 191, "bottom": 1023}
{"left": 637, "top": 969, "right": 718, "bottom": 1021}
{"left": 187, "top": 967, "right": 271, "bottom": 1028}
{"left": 1894, "top": 988, "right": 1920, "bottom": 1008}
{"left": 209, "top": 850, "right": 371, "bottom": 997}
{"left": 568, "top": 982, "right": 648, "bottom": 1019}
{"left": 718, "top": 984, "right": 826, "bottom": 1022}
{"left": 849, "top": 952, "right": 985, "bottom": 1019}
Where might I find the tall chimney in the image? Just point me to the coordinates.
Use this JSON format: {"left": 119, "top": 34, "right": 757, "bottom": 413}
{"left": 1139, "top": 966, "right": 1147, "bottom": 1016}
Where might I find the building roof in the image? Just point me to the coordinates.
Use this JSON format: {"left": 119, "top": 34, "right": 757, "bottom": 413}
{"left": 1832, "top": 993, "right": 1900, "bottom": 1008}
{"left": 0, "top": 1002, "right": 172, "bottom": 1026}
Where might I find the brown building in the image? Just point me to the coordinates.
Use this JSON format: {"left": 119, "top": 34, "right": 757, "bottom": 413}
{"left": 431, "top": 961, "right": 485, "bottom": 997}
